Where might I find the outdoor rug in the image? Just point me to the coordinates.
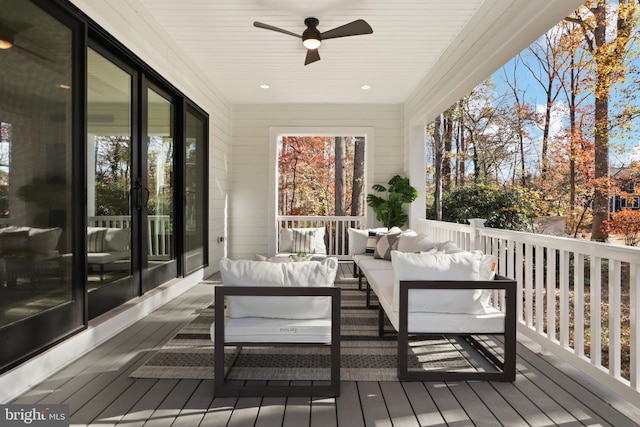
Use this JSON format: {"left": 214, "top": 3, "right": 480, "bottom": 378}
{"left": 130, "top": 278, "right": 480, "bottom": 381}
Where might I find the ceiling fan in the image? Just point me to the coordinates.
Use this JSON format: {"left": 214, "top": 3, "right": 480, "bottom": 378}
{"left": 253, "top": 17, "right": 373, "bottom": 65}
{"left": 0, "top": 19, "right": 54, "bottom": 62}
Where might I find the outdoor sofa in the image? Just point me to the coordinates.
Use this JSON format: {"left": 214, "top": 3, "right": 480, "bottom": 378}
{"left": 350, "top": 228, "right": 517, "bottom": 381}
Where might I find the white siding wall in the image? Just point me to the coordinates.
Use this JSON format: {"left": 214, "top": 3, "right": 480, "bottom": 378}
{"left": 231, "top": 104, "right": 403, "bottom": 260}
{"left": 70, "top": 0, "right": 233, "bottom": 277}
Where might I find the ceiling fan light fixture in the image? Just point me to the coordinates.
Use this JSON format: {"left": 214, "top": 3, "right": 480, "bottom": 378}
{"left": 0, "top": 38, "right": 13, "bottom": 49}
{"left": 302, "top": 37, "right": 321, "bottom": 50}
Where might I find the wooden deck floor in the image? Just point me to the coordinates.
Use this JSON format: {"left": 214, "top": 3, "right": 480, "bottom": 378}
{"left": 11, "top": 263, "right": 640, "bottom": 426}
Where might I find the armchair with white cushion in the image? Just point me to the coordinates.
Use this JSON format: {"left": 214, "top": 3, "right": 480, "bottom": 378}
{"left": 211, "top": 257, "right": 341, "bottom": 397}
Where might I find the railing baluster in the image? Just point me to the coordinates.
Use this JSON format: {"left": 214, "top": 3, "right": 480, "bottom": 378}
{"left": 559, "top": 250, "right": 570, "bottom": 348}
{"left": 592, "top": 256, "right": 602, "bottom": 367}
{"left": 610, "top": 259, "right": 621, "bottom": 378}
{"left": 575, "top": 254, "right": 585, "bottom": 357}
{"left": 525, "top": 243, "right": 534, "bottom": 327}
{"left": 535, "top": 244, "right": 545, "bottom": 334}
{"left": 547, "top": 248, "right": 557, "bottom": 342}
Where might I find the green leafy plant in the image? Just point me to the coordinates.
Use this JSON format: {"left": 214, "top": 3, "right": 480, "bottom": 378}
{"left": 366, "top": 175, "right": 417, "bottom": 228}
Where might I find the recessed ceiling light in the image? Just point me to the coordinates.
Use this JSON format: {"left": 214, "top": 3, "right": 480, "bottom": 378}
{"left": 361, "top": 84, "right": 372, "bottom": 90}
{"left": 260, "top": 84, "right": 270, "bottom": 89}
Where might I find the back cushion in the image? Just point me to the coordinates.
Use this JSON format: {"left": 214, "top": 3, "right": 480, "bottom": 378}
{"left": 27, "top": 227, "right": 62, "bottom": 254}
{"left": 391, "top": 250, "right": 496, "bottom": 314}
{"left": 105, "top": 228, "right": 130, "bottom": 252}
{"left": 220, "top": 257, "right": 338, "bottom": 319}
{"left": 347, "top": 228, "right": 368, "bottom": 255}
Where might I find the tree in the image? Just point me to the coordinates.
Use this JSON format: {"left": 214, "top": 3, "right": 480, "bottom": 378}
{"left": 334, "top": 136, "right": 346, "bottom": 216}
{"left": 351, "top": 136, "right": 365, "bottom": 217}
{"left": 433, "top": 114, "right": 444, "bottom": 220}
{"left": 567, "top": 0, "right": 638, "bottom": 241}
{"left": 523, "top": 29, "right": 569, "bottom": 180}
{"left": 602, "top": 208, "right": 640, "bottom": 245}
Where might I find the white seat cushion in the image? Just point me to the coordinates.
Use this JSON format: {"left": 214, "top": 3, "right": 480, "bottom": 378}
{"left": 211, "top": 316, "right": 332, "bottom": 343}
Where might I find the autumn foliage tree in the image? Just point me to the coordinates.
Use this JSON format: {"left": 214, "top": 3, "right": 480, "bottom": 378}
{"left": 566, "top": 0, "right": 639, "bottom": 241}
{"left": 278, "top": 136, "right": 365, "bottom": 217}
{"left": 602, "top": 208, "right": 640, "bottom": 245}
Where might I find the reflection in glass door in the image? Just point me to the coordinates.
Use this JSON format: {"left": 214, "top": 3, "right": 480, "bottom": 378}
{"left": 87, "top": 48, "right": 135, "bottom": 317}
{"left": 143, "top": 88, "right": 175, "bottom": 290}
{"left": 184, "top": 107, "right": 207, "bottom": 274}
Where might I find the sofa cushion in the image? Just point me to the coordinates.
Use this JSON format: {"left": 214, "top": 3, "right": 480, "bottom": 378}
{"left": 390, "top": 250, "right": 497, "bottom": 314}
{"left": 279, "top": 227, "right": 327, "bottom": 254}
{"left": 219, "top": 257, "right": 338, "bottom": 319}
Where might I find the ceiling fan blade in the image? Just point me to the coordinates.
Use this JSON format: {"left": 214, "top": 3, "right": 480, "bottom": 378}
{"left": 304, "top": 48, "right": 320, "bottom": 65}
{"left": 320, "top": 19, "right": 373, "bottom": 40}
{"left": 253, "top": 22, "right": 301, "bottom": 39}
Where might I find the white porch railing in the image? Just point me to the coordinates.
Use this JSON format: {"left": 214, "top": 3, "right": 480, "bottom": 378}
{"left": 416, "top": 218, "right": 640, "bottom": 406}
{"left": 89, "top": 215, "right": 171, "bottom": 259}
{"left": 277, "top": 215, "right": 366, "bottom": 260}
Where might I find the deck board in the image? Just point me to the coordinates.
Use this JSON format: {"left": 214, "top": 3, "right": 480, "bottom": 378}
{"left": 9, "top": 266, "right": 640, "bottom": 427}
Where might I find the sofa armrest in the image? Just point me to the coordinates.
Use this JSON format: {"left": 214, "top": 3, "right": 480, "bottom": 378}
{"left": 396, "top": 274, "right": 517, "bottom": 381}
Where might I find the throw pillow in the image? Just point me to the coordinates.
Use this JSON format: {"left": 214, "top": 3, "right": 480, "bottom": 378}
{"left": 87, "top": 227, "right": 107, "bottom": 253}
{"left": 291, "top": 228, "right": 316, "bottom": 253}
{"left": 278, "top": 227, "right": 327, "bottom": 254}
{"left": 365, "top": 230, "right": 377, "bottom": 254}
{"left": 374, "top": 233, "right": 400, "bottom": 260}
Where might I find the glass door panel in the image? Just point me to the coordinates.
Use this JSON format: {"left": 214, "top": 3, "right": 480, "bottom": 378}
{"left": 0, "top": 0, "right": 81, "bottom": 371}
{"left": 143, "top": 88, "right": 175, "bottom": 289}
{"left": 87, "top": 48, "right": 135, "bottom": 317}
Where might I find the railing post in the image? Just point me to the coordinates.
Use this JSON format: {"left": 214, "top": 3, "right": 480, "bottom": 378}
{"left": 468, "top": 218, "right": 485, "bottom": 251}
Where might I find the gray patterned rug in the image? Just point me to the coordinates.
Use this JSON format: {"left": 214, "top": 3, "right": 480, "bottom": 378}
{"left": 130, "top": 278, "right": 477, "bottom": 381}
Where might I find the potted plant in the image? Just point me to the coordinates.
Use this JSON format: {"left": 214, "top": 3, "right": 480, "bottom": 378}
{"left": 366, "top": 174, "right": 417, "bottom": 228}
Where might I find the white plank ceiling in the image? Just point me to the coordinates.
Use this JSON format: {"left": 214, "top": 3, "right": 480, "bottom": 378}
{"left": 137, "top": 0, "right": 581, "bottom": 105}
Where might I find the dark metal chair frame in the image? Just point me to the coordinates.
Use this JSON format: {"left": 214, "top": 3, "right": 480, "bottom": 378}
{"left": 395, "top": 275, "right": 517, "bottom": 382}
{"left": 214, "top": 285, "right": 341, "bottom": 397}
